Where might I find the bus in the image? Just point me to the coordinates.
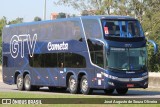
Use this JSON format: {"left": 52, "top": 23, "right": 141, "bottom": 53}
{"left": 2, "top": 16, "right": 158, "bottom": 95}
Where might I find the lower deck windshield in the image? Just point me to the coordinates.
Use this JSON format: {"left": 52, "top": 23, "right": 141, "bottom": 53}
{"left": 107, "top": 47, "right": 147, "bottom": 71}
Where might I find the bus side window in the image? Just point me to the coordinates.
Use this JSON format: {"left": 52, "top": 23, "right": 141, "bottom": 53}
{"left": 3, "top": 56, "right": 8, "bottom": 67}
{"left": 65, "top": 53, "right": 86, "bottom": 68}
{"left": 88, "top": 39, "right": 104, "bottom": 68}
{"left": 58, "top": 53, "right": 65, "bottom": 68}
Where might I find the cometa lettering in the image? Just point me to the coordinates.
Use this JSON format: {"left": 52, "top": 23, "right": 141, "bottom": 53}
{"left": 47, "top": 42, "right": 68, "bottom": 51}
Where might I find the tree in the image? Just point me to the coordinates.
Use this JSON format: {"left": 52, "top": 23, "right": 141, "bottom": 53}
{"left": 57, "top": 12, "right": 66, "bottom": 18}
{"left": 0, "top": 16, "right": 7, "bottom": 36}
{"left": 0, "top": 16, "right": 7, "bottom": 64}
{"left": 0, "top": 17, "right": 23, "bottom": 64}
{"left": 54, "top": 0, "right": 115, "bottom": 15}
{"left": 81, "top": 10, "right": 89, "bottom": 16}
{"left": 8, "top": 17, "right": 23, "bottom": 25}
{"left": 141, "top": 0, "right": 160, "bottom": 72}
{"left": 71, "top": 14, "right": 76, "bottom": 17}
{"left": 112, "top": 0, "right": 131, "bottom": 16}
{"left": 34, "top": 16, "right": 42, "bottom": 21}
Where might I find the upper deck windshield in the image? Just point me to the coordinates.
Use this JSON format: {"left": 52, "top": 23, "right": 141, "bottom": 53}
{"left": 102, "top": 20, "right": 144, "bottom": 37}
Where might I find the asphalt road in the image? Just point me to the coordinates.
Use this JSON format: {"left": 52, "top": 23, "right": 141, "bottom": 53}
{"left": 0, "top": 82, "right": 160, "bottom": 98}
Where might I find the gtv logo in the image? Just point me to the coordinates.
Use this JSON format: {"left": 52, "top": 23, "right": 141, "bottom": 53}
{"left": 10, "top": 34, "right": 37, "bottom": 58}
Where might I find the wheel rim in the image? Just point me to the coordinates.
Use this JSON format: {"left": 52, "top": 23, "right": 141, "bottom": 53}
{"left": 81, "top": 79, "right": 88, "bottom": 92}
{"left": 69, "top": 78, "right": 76, "bottom": 91}
{"left": 17, "top": 77, "right": 23, "bottom": 88}
{"left": 25, "top": 76, "right": 30, "bottom": 89}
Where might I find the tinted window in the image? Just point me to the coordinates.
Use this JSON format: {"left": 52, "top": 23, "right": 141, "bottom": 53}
{"left": 3, "top": 56, "right": 8, "bottom": 67}
{"left": 87, "top": 39, "right": 104, "bottom": 68}
{"left": 102, "top": 20, "right": 144, "bottom": 37}
{"left": 65, "top": 53, "right": 86, "bottom": 68}
{"left": 90, "top": 51, "right": 104, "bottom": 68}
{"left": 29, "top": 53, "right": 57, "bottom": 67}
{"left": 58, "top": 53, "right": 64, "bottom": 68}
{"left": 29, "top": 53, "right": 86, "bottom": 68}
{"left": 82, "top": 19, "right": 102, "bottom": 39}
{"left": 52, "top": 21, "right": 83, "bottom": 40}
{"left": 45, "top": 53, "right": 58, "bottom": 67}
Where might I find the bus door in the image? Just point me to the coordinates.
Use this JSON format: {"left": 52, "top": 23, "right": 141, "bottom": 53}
{"left": 57, "top": 53, "right": 66, "bottom": 86}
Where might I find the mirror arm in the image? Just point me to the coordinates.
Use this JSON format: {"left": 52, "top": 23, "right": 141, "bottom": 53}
{"left": 147, "top": 40, "right": 158, "bottom": 55}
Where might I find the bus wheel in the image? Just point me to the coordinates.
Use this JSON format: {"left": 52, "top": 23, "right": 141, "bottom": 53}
{"left": 24, "top": 74, "right": 33, "bottom": 91}
{"left": 104, "top": 89, "right": 114, "bottom": 95}
{"left": 116, "top": 88, "right": 128, "bottom": 95}
{"left": 80, "top": 75, "right": 92, "bottom": 95}
{"left": 68, "top": 75, "right": 78, "bottom": 94}
{"left": 16, "top": 74, "right": 24, "bottom": 91}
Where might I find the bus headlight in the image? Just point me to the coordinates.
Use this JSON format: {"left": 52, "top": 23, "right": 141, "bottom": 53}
{"left": 101, "top": 72, "right": 118, "bottom": 80}
{"left": 108, "top": 81, "right": 115, "bottom": 86}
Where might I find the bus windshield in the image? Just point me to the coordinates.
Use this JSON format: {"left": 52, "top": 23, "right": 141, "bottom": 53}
{"left": 107, "top": 47, "right": 147, "bottom": 71}
{"left": 102, "top": 20, "right": 144, "bottom": 37}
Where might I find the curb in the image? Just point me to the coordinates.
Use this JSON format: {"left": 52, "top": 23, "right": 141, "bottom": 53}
{"left": 149, "top": 72, "right": 160, "bottom": 88}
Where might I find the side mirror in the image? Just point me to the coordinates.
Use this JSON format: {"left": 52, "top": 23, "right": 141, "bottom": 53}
{"left": 147, "top": 40, "right": 158, "bottom": 55}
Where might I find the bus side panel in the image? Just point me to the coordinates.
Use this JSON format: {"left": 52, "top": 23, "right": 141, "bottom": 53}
{"left": 29, "top": 68, "right": 59, "bottom": 86}
{"left": 3, "top": 67, "right": 14, "bottom": 85}
{"left": 2, "top": 54, "right": 17, "bottom": 85}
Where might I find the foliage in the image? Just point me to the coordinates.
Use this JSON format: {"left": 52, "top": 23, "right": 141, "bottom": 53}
{"left": 0, "top": 17, "right": 7, "bottom": 64}
{"left": 0, "top": 17, "right": 23, "bottom": 64}
{"left": 57, "top": 12, "right": 66, "bottom": 18}
{"left": 34, "top": 16, "right": 42, "bottom": 21}
{"left": 54, "top": 0, "right": 115, "bottom": 15}
{"left": 0, "top": 16, "right": 7, "bottom": 37}
{"left": 8, "top": 17, "right": 23, "bottom": 25}
{"left": 81, "top": 10, "right": 89, "bottom": 16}
{"left": 142, "top": 0, "right": 160, "bottom": 72}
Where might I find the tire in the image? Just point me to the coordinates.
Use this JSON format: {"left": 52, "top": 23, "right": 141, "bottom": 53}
{"left": 24, "top": 74, "right": 34, "bottom": 91}
{"left": 80, "top": 75, "right": 92, "bottom": 95}
{"left": 68, "top": 75, "right": 79, "bottom": 94}
{"left": 104, "top": 89, "right": 114, "bottom": 95}
{"left": 16, "top": 74, "right": 24, "bottom": 91}
{"left": 116, "top": 88, "right": 128, "bottom": 95}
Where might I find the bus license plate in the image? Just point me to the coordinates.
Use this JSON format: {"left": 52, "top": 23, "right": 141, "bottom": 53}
{"left": 127, "top": 84, "right": 134, "bottom": 87}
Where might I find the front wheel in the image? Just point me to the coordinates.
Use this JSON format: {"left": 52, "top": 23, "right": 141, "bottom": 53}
{"left": 80, "top": 75, "right": 92, "bottom": 95}
{"left": 116, "top": 88, "right": 128, "bottom": 95}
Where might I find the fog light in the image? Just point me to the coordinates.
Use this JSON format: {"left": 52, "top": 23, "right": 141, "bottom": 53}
{"left": 144, "top": 81, "right": 148, "bottom": 86}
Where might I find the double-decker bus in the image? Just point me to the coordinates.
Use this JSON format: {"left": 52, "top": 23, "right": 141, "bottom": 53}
{"left": 2, "top": 16, "right": 157, "bottom": 95}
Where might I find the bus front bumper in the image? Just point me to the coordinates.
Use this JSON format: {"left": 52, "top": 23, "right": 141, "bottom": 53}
{"left": 101, "top": 72, "right": 148, "bottom": 89}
